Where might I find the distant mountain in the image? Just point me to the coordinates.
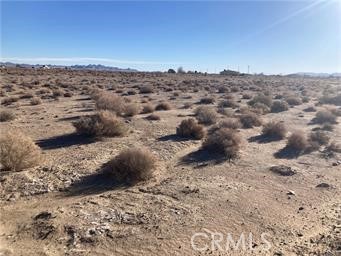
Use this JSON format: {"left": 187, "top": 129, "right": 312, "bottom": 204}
{"left": 0, "top": 62, "right": 138, "bottom": 72}
{"left": 287, "top": 72, "right": 341, "bottom": 78}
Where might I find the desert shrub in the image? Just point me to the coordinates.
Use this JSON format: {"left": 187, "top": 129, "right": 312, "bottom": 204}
{"left": 309, "top": 131, "right": 330, "bottom": 146}
{"left": 330, "top": 108, "right": 341, "bottom": 117}
{"left": 95, "top": 92, "right": 125, "bottom": 115}
{"left": 141, "top": 104, "right": 155, "bottom": 114}
{"left": 261, "top": 121, "right": 287, "bottom": 139}
{"left": 302, "top": 96, "right": 310, "bottom": 103}
{"left": 285, "top": 96, "right": 302, "bottom": 106}
{"left": 102, "top": 148, "right": 156, "bottom": 184}
{"left": 139, "top": 86, "right": 153, "bottom": 94}
{"left": 64, "top": 91, "right": 73, "bottom": 97}
{"left": 303, "top": 106, "right": 316, "bottom": 112}
{"left": 314, "top": 110, "right": 337, "bottom": 124}
{"left": 271, "top": 100, "right": 289, "bottom": 113}
{"left": 319, "top": 94, "right": 341, "bottom": 106}
{"left": 321, "top": 123, "right": 334, "bottom": 131}
{"left": 20, "top": 92, "right": 34, "bottom": 99}
{"left": 30, "top": 97, "right": 42, "bottom": 105}
{"left": 211, "top": 118, "right": 242, "bottom": 131}
{"left": 248, "top": 94, "right": 272, "bottom": 108}
{"left": 252, "top": 102, "right": 270, "bottom": 114}
{"left": 0, "top": 110, "right": 15, "bottom": 122}
{"left": 217, "top": 107, "right": 234, "bottom": 117}
{"left": 0, "top": 131, "right": 42, "bottom": 171}
{"left": 146, "top": 114, "right": 161, "bottom": 120}
{"left": 183, "top": 102, "right": 193, "bottom": 109}
{"left": 242, "top": 93, "right": 252, "bottom": 99}
{"left": 202, "top": 128, "right": 241, "bottom": 159}
{"left": 155, "top": 102, "right": 172, "bottom": 111}
{"left": 124, "top": 103, "right": 140, "bottom": 117}
{"left": 73, "top": 110, "right": 127, "bottom": 137}
{"left": 52, "top": 89, "right": 64, "bottom": 97}
{"left": 218, "top": 99, "right": 238, "bottom": 108}
{"left": 239, "top": 112, "right": 262, "bottom": 128}
{"left": 287, "top": 131, "right": 308, "bottom": 151}
{"left": 325, "top": 142, "right": 341, "bottom": 153}
{"left": 176, "top": 118, "right": 205, "bottom": 140}
{"left": 1, "top": 96, "right": 19, "bottom": 105}
{"left": 195, "top": 106, "right": 218, "bottom": 125}
{"left": 200, "top": 97, "right": 215, "bottom": 104}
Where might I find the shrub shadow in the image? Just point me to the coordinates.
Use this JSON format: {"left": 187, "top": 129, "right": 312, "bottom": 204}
{"left": 274, "top": 146, "right": 303, "bottom": 159}
{"left": 248, "top": 134, "right": 283, "bottom": 144}
{"left": 36, "top": 133, "right": 95, "bottom": 150}
{"left": 158, "top": 134, "right": 191, "bottom": 142}
{"left": 64, "top": 172, "right": 126, "bottom": 197}
{"left": 181, "top": 149, "right": 228, "bottom": 168}
{"left": 58, "top": 116, "right": 81, "bottom": 122}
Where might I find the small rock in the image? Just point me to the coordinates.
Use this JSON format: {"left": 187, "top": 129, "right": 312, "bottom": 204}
{"left": 287, "top": 190, "right": 296, "bottom": 196}
{"left": 270, "top": 165, "right": 297, "bottom": 176}
{"left": 316, "top": 183, "right": 331, "bottom": 188}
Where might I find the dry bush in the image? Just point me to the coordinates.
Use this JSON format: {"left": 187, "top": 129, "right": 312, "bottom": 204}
{"left": 0, "top": 131, "right": 42, "bottom": 171}
{"left": 139, "top": 86, "right": 154, "bottom": 94}
{"left": 124, "top": 103, "right": 140, "bottom": 117}
{"left": 1, "top": 96, "right": 19, "bottom": 105}
{"left": 146, "top": 114, "right": 161, "bottom": 120}
{"left": 155, "top": 102, "right": 172, "bottom": 111}
{"left": 303, "top": 106, "right": 316, "bottom": 112}
{"left": 239, "top": 112, "right": 262, "bottom": 128}
{"left": 73, "top": 110, "right": 127, "bottom": 137}
{"left": 176, "top": 118, "right": 205, "bottom": 140}
{"left": 330, "top": 108, "right": 341, "bottom": 117}
{"left": 52, "top": 89, "right": 64, "bottom": 97}
{"left": 261, "top": 121, "right": 287, "bottom": 139}
{"left": 103, "top": 147, "right": 156, "bottom": 184}
{"left": 0, "top": 110, "right": 15, "bottom": 122}
{"left": 200, "top": 97, "right": 215, "bottom": 104}
{"left": 309, "top": 131, "right": 330, "bottom": 146}
{"left": 141, "top": 104, "right": 155, "bottom": 114}
{"left": 183, "top": 102, "right": 193, "bottom": 109}
{"left": 64, "top": 91, "right": 73, "bottom": 97}
{"left": 218, "top": 99, "right": 238, "bottom": 108}
{"left": 248, "top": 94, "right": 272, "bottom": 108}
{"left": 325, "top": 141, "right": 341, "bottom": 153}
{"left": 95, "top": 92, "right": 125, "bottom": 115}
{"left": 314, "top": 110, "right": 337, "bottom": 124}
{"left": 285, "top": 96, "right": 302, "bottom": 106}
{"left": 271, "top": 100, "right": 289, "bottom": 113}
{"left": 202, "top": 128, "right": 241, "bottom": 159}
{"left": 287, "top": 131, "right": 308, "bottom": 151}
{"left": 252, "top": 102, "right": 270, "bottom": 114}
{"left": 319, "top": 94, "right": 341, "bottom": 106}
{"left": 242, "top": 93, "right": 252, "bottom": 99}
{"left": 217, "top": 107, "right": 234, "bottom": 117}
{"left": 30, "top": 97, "right": 42, "bottom": 105}
{"left": 195, "top": 106, "right": 218, "bottom": 125}
{"left": 211, "top": 118, "right": 242, "bottom": 132}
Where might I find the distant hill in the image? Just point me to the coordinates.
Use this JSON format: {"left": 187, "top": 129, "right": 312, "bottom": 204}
{"left": 287, "top": 72, "right": 341, "bottom": 78}
{"left": 0, "top": 62, "right": 138, "bottom": 72}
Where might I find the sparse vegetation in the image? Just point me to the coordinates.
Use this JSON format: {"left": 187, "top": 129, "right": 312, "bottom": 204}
{"left": 314, "top": 110, "right": 337, "bottom": 124}
{"left": 195, "top": 106, "right": 218, "bottom": 125}
{"left": 287, "top": 131, "right": 308, "bottom": 151}
{"left": 239, "top": 112, "right": 262, "bottom": 128}
{"left": 261, "top": 121, "right": 287, "bottom": 139}
{"left": 155, "top": 102, "right": 172, "bottom": 111}
{"left": 30, "top": 97, "right": 42, "bottom": 105}
{"left": 176, "top": 118, "right": 205, "bottom": 140}
{"left": 0, "top": 109, "right": 16, "bottom": 122}
{"left": 271, "top": 100, "right": 289, "bottom": 113}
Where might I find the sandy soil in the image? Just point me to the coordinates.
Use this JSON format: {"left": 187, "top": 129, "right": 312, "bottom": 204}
{"left": 0, "top": 68, "right": 340, "bottom": 255}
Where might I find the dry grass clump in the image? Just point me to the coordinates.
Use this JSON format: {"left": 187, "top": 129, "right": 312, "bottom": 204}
{"left": 141, "top": 104, "right": 155, "bottom": 114}
{"left": 309, "top": 131, "right": 330, "bottom": 146}
{"left": 0, "top": 131, "right": 42, "bottom": 171}
{"left": 146, "top": 114, "right": 161, "bottom": 120}
{"left": 261, "top": 121, "right": 287, "bottom": 140}
{"left": 303, "top": 106, "right": 316, "bottom": 112}
{"left": 73, "top": 110, "right": 127, "bottom": 137}
{"left": 239, "top": 112, "right": 262, "bottom": 128}
{"left": 218, "top": 99, "right": 238, "bottom": 108}
{"left": 242, "top": 93, "right": 252, "bottom": 99}
{"left": 252, "top": 102, "right": 270, "bottom": 114}
{"left": 214, "top": 118, "right": 242, "bottom": 130}
{"left": 176, "top": 118, "right": 205, "bottom": 140}
{"left": 0, "top": 109, "right": 16, "bottom": 122}
{"left": 271, "top": 100, "right": 289, "bottom": 113}
{"left": 285, "top": 96, "right": 302, "bottom": 106}
{"left": 202, "top": 128, "right": 241, "bottom": 160}
{"left": 1, "top": 96, "right": 19, "bottom": 105}
{"left": 155, "top": 102, "right": 172, "bottom": 111}
{"left": 124, "top": 103, "right": 140, "bottom": 117}
{"left": 102, "top": 147, "right": 156, "bottom": 185}
{"left": 30, "top": 97, "right": 42, "bottom": 105}
{"left": 52, "top": 89, "right": 64, "bottom": 98}
{"left": 325, "top": 141, "right": 341, "bottom": 153}
{"left": 95, "top": 92, "right": 125, "bottom": 115}
{"left": 200, "top": 97, "right": 215, "bottom": 104}
{"left": 195, "top": 106, "right": 218, "bottom": 125}
{"left": 319, "top": 94, "right": 341, "bottom": 106}
{"left": 287, "top": 131, "right": 308, "bottom": 151}
{"left": 139, "top": 86, "right": 154, "bottom": 94}
{"left": 314, "top": 110, "right": 337, "bottom": 124}
{"left": 248, "top": 94, "right": 272, "bottom": 108}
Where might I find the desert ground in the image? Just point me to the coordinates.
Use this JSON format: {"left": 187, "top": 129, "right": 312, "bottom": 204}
{"left": 0, "top": 67, "right": 340, "bottom": 256}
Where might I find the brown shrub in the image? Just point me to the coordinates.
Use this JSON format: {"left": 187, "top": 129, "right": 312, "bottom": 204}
{"left": 239, "top": 112, "right": 262, "bottom": 128}
{"left": 303, "top": 106, "right": 316, "bottom": 112}
{"left": 0, "top": 110, "right": 15, "bottom": 122}
{"left": 287, "top": 131, "right": 308, "bottom": 151}
{"left": 218, "top": 99, "right": 238, "bottom": 108}
{"left": 102, "top": 148, "right": 156, "bottom": 184}
{"left": 271, "top": 100, "right": 289, "bottom": 113}
{"left": 213, "top": 118, "right": 242, "bottom": 130}
{"left": 155, "top": 102, "right": 172, "bottom": 111}
{"left": 325, "top": 141, "right": 341, "bottom": 153}
{"left": 0, "top": 131, "right": 42, "bottom": 171}
{"left": 242, "top": 93, "right": 252, "bottom": 99}
{"left": 146, "top": 114, "right": 161, "bottom": 120}
{"left": 309, "top": 131, "right": 330, "bottom": 146}
{"left": 202, "top": 128, "right": 241, "bottom": 159}
{"left": 248, "top": 94, "right": 272, "bottom": 108}
{"left": 73, "top": 110, "right": 127, "bottom": 137}
{"left": 30, "top": 97, "right": 42, "bottom": 105}
{"left": 124, "top": 103, "right": 140, "bottom": 117}
{"left": 95, "top": 92, "right": 125, "bottom": 115}
{"left": 139, "top": 86, "right": 154, "bottom": 94}
{"left": 1, "top": 96, "right": 19, "bottom": 105}
{"left": 261, "top": 121, "right": 287, "bottom": 139}
{"left": 52, "top": 89, "right": 64, "bottom": 97}
{"left": 285, "top": 97, "right": 302, "bottom": 106}
{"left": 141, "top": 104, "right": 155, "bottom": 114}
{"left": 200, "top": 97, "right": 215, "bottom": 104}
{"left": 314, "top": 110, "right": 337, "bottom": 124}
{"left": 195, "top": 106, "right": 218, "bottom": 125}
{"left": 176, "top": 118, "right": 205, "bottom": 140}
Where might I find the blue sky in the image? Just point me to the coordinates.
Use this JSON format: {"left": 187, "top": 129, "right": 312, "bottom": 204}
{"left": 1, "top": 1, "right": 340, "bottom": 74}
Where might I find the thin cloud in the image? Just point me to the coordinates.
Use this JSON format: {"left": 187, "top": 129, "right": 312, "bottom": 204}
{"left": 0, "top": 57, "right": 183, "bottom": 65}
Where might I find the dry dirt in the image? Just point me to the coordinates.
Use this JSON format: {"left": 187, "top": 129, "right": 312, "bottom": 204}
{"left": 0, "top": 68, "right": 340, "bottom": 255}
